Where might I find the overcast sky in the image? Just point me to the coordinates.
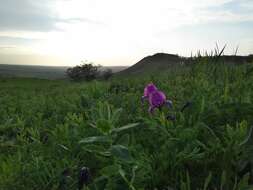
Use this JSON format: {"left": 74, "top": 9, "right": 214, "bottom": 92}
{"left": 0, "top": 0, "right": 252, "bottom": 66}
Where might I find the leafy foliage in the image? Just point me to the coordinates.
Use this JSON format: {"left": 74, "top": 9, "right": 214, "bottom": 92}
{"left": 1, "top": 58, "right": 253, "bottom": 189}
{"left": 66, "top": 62, "right": 101, "bottom": 81}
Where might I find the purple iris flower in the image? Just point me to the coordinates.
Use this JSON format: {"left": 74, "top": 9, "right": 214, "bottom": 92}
{"left": 141, "top": 83, "right": 157, "bottom": 104}
{"left": 149, "top": 90, "right": 166, "bottom": 107}
{"left": 144, "top": 83, "right": 157, "bottom": 97}
{"left": 142, "top": 83, "right": 173, "bottom": 114}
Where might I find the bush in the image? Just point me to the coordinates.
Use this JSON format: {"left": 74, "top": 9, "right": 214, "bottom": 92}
{"left": 66, "top": 62, "right": 100, "bottom": 81}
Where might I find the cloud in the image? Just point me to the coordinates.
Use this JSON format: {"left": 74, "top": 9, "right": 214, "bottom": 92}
{"left": 0, "top": 46, "right": 15, "bottom": 49}
{"left": 0, "top": 35, "right": 45, "bottom": 55}
{"left": 0, "top": 0, "right": 252, "bottom": 65}
{"left": 0, "top": 0, "right": 57, "bottom": 31}
{"left": 1, "top": 0, "right": 251, "bottom": 33}
{"left": 0, "top": 36, "right": 41, "bottom": 44}
{"left": 154, "top": 0, "right": 253, "bottom": 37}
{"left": 0, "top": 0, "right": 100, "bottom": 32}
{"left": 200, "top": 0, "right": 253, "bottom": 23}
{"left": 216, "top": 0, "right": 253, "bottom": 14}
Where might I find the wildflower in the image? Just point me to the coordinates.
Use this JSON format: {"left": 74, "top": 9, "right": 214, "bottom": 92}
{"left": 142, "top": 83, "right": 173, "bottom": 114}
{"left": 148, "top": 91, "right": 173, "bottom": 113}
{"left": 144, "top": 83, "right": 157, "bottom": 97}
{"left": 141, "top": 83, "right": 157, "bottom": 103}
{"left": 78, "top": 167, "right": 90, "bottom": 190}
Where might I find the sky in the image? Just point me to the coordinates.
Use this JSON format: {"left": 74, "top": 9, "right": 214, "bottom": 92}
{"left": 0, "top": 0, "right": 253, "bottom": 66}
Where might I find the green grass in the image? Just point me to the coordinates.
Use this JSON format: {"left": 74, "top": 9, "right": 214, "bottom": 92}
{"left": 1, "top": 59, "right": 253, "bottom": 190}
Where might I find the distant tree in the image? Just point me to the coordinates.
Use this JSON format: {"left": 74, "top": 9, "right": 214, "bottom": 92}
{"left": 66, "top": 62, "right": 101, "bottom": 81}
{"left": 101, "top": 69, "right": 113, "bottom": 80}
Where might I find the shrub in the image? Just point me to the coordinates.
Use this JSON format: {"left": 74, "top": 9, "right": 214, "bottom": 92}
{"left": 66, "top": 62, "right": 101, "bottom": 81}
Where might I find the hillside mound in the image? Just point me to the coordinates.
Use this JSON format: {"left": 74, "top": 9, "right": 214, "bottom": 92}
{"left": 119, "top": 53, "right": 181, "bottom": 75}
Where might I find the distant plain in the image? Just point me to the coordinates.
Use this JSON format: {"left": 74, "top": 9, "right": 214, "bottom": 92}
{"left": 0, "top": 64, "right": 127, "bottom": 79}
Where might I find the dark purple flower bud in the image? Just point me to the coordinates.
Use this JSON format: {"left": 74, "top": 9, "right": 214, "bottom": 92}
{"left": 167, "top": 115, "right": 176, "bottom": 121}
{"left": 166, "top": 100, "right": 173, "bottom": 109}
{"left": 78, "top": 167, "right": 90, "bottom": 190}
{"left": 62, "top": 168, "right": 71, "bottom": 177}
{"left": 144, "top": 83, "right": 157, "bottom": 97}
{"left": 59, "top": 168, "right": 71, "bottom": 190}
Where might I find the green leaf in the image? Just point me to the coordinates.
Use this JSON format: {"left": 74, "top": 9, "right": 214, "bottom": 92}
{"left": 79, "top": 136, "right": 110, "bottom": 144}
{"left": 240, "top": 126, "right": 253, "bottom": 146}
{"left": 186, "top": 171, "right": 191, "bottom": 190}
{"left": 111, "top": 123, "right": 140, "bottom": 133}
{"left": 100, "top": 165, "right": 119, "bottom": 177}
{"left": 111, "top": 108, "right": 123, "bottom": 123}
{"left": 96, "top": 119, "right": 112, "bottom": 134}
{"left": 203, "top": 172, "right": 212, "bottom": 190}
{"left": 58, "top": 144, "right": 69, "bottom": 151}
{"left": 116, "top": 134, "right": 130, "bottom": 146}
{"left": 220, "top": 170, "right": 226, "bottom": 189}
{"left": 119, "top": 168, "right": 136, "bottom": 190}
{"left": 130, "top": 165, "right": 138, "bottom": 185}
{"left": 110, "top": 145, "right": 132, "bottom": 162}
{"left": 98, "top": 151, "right": 111, "bottom": 157}
{"left": 119, "top": 168, "right": 127, "bottom": 181}
{"left": 237, "top": 173, "right": 250, "bottom": 189}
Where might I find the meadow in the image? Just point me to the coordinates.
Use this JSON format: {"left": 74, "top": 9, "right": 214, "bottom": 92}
{"left": 1, "top": 58, "right": 253, "bottom": 190}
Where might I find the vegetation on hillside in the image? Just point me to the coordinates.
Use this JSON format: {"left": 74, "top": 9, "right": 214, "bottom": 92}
{"left": 1, "top": 56, "right": 253, "bottom": 189}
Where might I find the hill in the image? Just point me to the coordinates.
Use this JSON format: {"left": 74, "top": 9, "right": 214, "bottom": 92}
{"left": 118, "top": 53, "right": 253, "bottom": 75}
{"left": 118, "top": 53, "right": 181, "bottom": 75}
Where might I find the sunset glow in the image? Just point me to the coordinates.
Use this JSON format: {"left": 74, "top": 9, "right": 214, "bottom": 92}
{"left": 0, "top": 0, "right": 252, "bottom": 66}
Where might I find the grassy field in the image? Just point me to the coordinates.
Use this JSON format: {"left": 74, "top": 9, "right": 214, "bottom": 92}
{"left": 1, "top": 58, "right": 253, "bottom": 189}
